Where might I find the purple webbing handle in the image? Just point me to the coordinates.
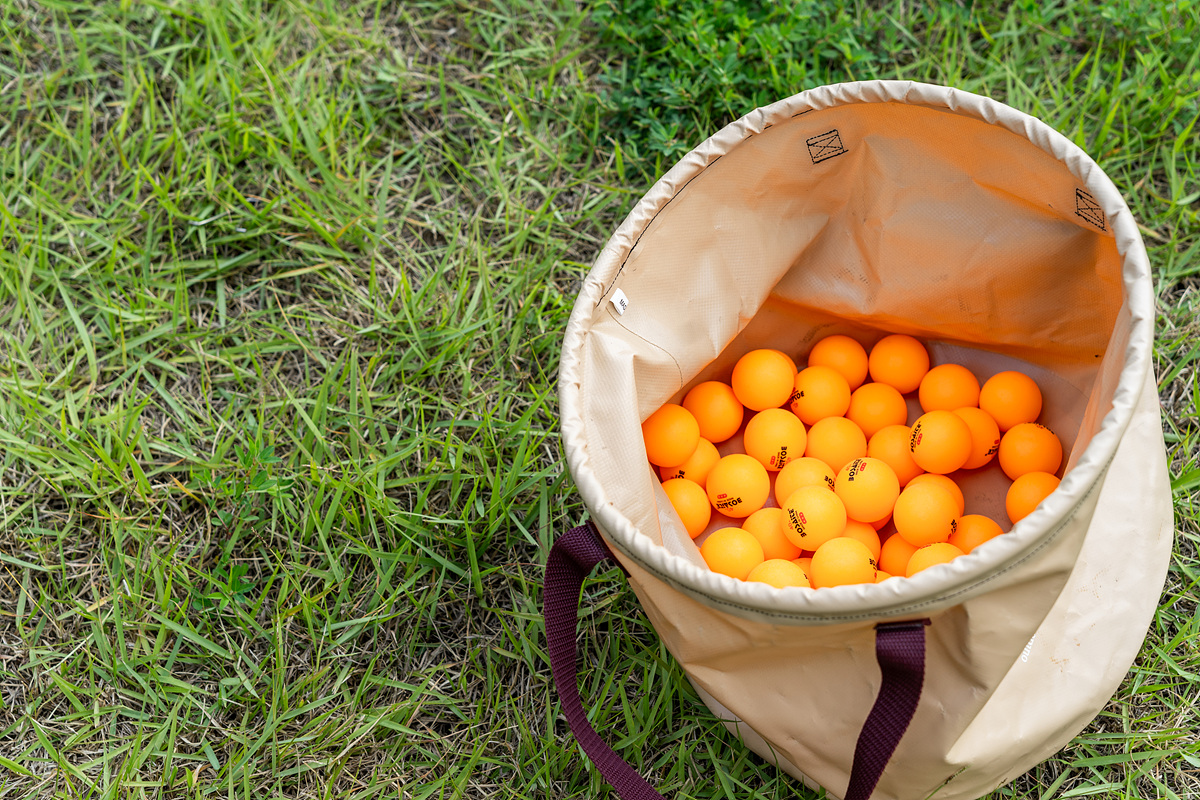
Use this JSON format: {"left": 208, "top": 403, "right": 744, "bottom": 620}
{"left": 544, "top": 522, "right": 926, "bottom": 800}
{"left": 846, "top": 618, "right": 928, "bottom": 800}
{"left": 544, "top": 524, "right": 664, "bottom": 800}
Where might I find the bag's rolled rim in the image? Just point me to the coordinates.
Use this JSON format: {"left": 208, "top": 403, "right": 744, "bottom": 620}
{"left": 558, "top": 80, "right": 1154, "bottom": 624}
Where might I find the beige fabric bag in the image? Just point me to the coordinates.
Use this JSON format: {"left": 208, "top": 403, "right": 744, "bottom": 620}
{"left": 555, "top": 81, "right": 1174, "bottom": 799}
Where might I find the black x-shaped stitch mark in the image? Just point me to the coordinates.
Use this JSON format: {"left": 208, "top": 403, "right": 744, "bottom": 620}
{"left": 1075, "top": 189, "right": 1106, "bottom": 230}
{"left": 807, "top": 130, "right": 847, "bottom": 164}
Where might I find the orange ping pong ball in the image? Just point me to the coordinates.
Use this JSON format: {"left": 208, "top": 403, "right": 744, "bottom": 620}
{"left": 841, "top": 519, "right": 882, "bottom": 561}
{"left": 774, "top": 457, "right": 836, "bottom": 506}
{"left": 893, "top": 481, "right": 960, "bottom": 547}
{"left": 810, "top": 537, "right": 877, "bottom": 588}
{"left": 706, "top": 454, "right": 770, "bottom": 518}
{"left": 790, "top": 366, "right": 852, "bottom": 425}
{"left": 906, "top": 473, "right": 965, "bottom": 516}
{"left": 808, "top": 334, "right": 869, "bottom": 390}
{"left": 682, "top": 381, "right": 744, "bottom": 443}
{"left": 906, "top": 542, "right": 966, "bottom": 577}
{"left": 642, "top": 404, "right": 700, "bottom": 467}
{"left": 792, "top": 556, "right": 813, "bottom": 578}
{"left": 998, "top": 423, "right": 1062, "bottom": 481}
{"left": 846, "top": 382, "right": 909, "bottom": 440}
{"left": 874, "top": 570, "right": 894, "bottom": 583}
{"left": 743, "top": 408, "right": 807, "bottom": 471}
{"left": 879, "top": 533, "right": 919, "bottom": 577}
{"left": 867, "top": 424, "right": 924, "bottom": 487}
{"left": 868, "top": 334, "right": 930, "bottom": 394}
{"left": 699, "top": 528, "right": 765, "bottom": 580}
{"left": 660, "top": 478, "right": 711, "bottom": 539}
{"left": 949, "top": 514, "right": 1005, "bottom": 553}
{"left": 1006, "top": 471, "right": 1060, "bottom": 524}
{"left": 782, "top": 485, "right": 848, "bottom": 551}
{"left": 805, "top": 416, "right": 867, "bottom": 474}
{"left": 919, "top": 364, "right": 981, "bottom": 412}
{"left": 746, "top": 559, "right": 811, "bottom": 588}
{"left": 835, "top": 457, "right": 900, "bottom": 524}
{"left": 741, "top": 508, "right": 802, "bottom": 561}
{"left": 952, "top": 406, "right": 1001, "bottom": 469}
{"left": 908, "top": 410, "right": 973, "bottom": 474}
{"left": 732, "top": 349, "right": 796, "bottom": 411}
{"left": 660, "top": 437, "right": 720, "bottom": 487}
{"left": 979, "top": 371, "right": 1043, "bottom": 432}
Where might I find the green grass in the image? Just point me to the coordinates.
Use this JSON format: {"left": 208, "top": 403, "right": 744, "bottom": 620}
{"left": 0, "top": 0, "right": 1197, "bottom": 798}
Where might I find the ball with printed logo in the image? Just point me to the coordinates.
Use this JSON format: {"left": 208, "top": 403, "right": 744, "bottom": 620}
{"left": 835, "top": 457, "right": 900, "bottom": 524}
{"left": 790, "top": 366, "right": 852, "bottom": 426}
{"left": 781, "top": 485, "right": 847, "bottom": 551}
{"left": 705, "top": 454, "right": 770, "bottom": 519}
{"left": 743, "top": 408, "right": 807, "bottom": 472}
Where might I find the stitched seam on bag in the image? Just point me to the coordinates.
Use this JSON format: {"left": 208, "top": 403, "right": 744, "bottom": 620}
{"left": 616, "top": 454, "right": 1111, "bottom": 624}
{"left": 600, "top": 107, "right": 816, "bottom": 307}
{"left": 599, "top": 156, "right": 723, "bottom": 306}
{"left": 599, "top": 108, "right": 815, "bottom": 305}
{"left": 605, "top": 306, "right": 684, "bottom": 392}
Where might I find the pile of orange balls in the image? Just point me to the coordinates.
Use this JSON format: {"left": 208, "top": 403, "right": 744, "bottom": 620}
{"left": 642, "top": 334, "right": 1064, "bottom": 589}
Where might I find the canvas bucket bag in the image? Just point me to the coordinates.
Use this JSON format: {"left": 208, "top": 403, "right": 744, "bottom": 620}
{"left": 547, "top": 81, "right": 1174, "bottom": 800}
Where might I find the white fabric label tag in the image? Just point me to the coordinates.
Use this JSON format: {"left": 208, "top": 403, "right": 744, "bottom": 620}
{"left": 610, "top": 288, "right": 629, "bottom": 315}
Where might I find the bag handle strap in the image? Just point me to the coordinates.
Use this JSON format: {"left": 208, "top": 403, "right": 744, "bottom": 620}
{"left": 544, "top": 523, "right": 664, "bottom": 800}
{"left": 544, "top": 522, "right": 927, "bottom": 800}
